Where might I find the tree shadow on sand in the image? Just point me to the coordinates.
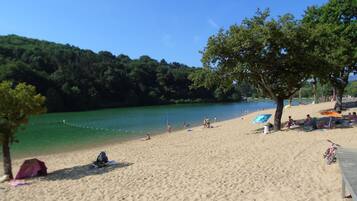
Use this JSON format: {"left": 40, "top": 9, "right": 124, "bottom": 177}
{"left": 43, "top": 162, "right": 133, "bottom": 181}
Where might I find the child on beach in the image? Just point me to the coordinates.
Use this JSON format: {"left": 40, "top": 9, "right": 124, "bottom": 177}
{"left": 286, "top": 116, "right": 295, "bottom": 128}
{"left": 203, "top": 118, "right": 211, "bottom": 128}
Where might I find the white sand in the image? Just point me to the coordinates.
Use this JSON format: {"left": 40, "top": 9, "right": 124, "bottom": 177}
{"left": 1, "top": 102, "right": 357, "bottom": 201}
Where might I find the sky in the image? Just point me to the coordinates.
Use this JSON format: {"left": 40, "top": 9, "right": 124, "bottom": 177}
{"left": 0, "top": 0, "right": 327, "bottom": 67}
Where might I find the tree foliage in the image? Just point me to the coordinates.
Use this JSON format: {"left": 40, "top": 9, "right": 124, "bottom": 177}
{"left": 302, "top": 0, "right": 357, "bottom": 111}
{"left": 346, "top": 81, "right": 357, "bottom": 97}
{"left": 0, "top": 35, "right": 244, "bottom": 112}
{"left": 0, "top": 81, "right": 46, "bottom": 179}
{"left": 201, "top": 10, "right": 323, "bottom": 130}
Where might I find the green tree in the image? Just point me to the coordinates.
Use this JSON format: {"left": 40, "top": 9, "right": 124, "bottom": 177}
{"left": 189, "top": 68, "right": 242, "bottom": 101}
{"left": 302, "top": 0, "right": 357, "bottom": 111}
{"left": 0, "top": 34, "right": 247, "bottom": 111}
{"left": 202, "top": 10, "right": 323, "bottom": 130}
{"left": 346, "top": 81, "right": 357, "bottom": 97}
{"left": 0, "top": 81, "right": 46, "bottom": 179}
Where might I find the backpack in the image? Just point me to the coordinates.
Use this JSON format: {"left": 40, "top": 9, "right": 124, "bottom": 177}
{"left": 96, "top": 151, "right": 109, "bottom": 164}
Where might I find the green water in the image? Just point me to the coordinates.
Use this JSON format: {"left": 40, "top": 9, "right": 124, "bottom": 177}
{"left": 7, "top": 101, "right": 302, "bottom": 158}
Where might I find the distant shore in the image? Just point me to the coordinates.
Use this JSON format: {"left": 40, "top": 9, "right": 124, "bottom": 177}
{"left": 2, "top": 101, "right": 357, "bottom": 201}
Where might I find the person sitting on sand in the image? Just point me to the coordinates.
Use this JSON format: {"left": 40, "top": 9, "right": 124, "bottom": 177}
{"left": 286, "top": 116, "right": 295, "bottom": 128}
{"left": 347, "top": 112, "right": 352, "bottom": 119}
{"left": 352, "top": 112, "right": 357, "bottom": 122}
{"left": 304, "top": 114, "right": 317, "bottom": 130}
{"left": 92, "top": 151, "right": 109, "bottom": 168}
{"left": 304, "top": 114, "right": 312, "bottom": 124}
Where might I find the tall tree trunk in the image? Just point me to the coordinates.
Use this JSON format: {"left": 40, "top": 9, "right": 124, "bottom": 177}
{"left": 333, "top": 69, "right": 350, "bottom": 112}
{"left": 332, "top": 87, "right": 336, "bottom": 101}
{"left": 334, "top": 87, "right": 344, "bottom": 112}
{"left": 312, "top": 77, "right": 318, "bottom": 104}
{"left": 274, "top": 98, "right": 284, "bottom": 131}
{"left": 298, "top": 88, "right": 302, "bottom": 103}
{"left": 2, "top": 137, "right": 13, "bottom": 179}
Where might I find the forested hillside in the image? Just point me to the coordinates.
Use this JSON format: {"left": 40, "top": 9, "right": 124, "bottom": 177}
{"left": 0, "top": 35, "right": 252, "bottom": 112}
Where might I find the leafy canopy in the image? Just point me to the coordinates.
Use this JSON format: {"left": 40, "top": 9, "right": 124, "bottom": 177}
{"left": 202, "top": 9, "right": 322, "bottom": 101}
{"left": 0, "top": 35, "right": 245, "bottom": 111}
{"left": 0, "top": 81, "right": 46, "bottom": 143}
{"left": 302, "top": 0, "right": 357, "bottom": 85}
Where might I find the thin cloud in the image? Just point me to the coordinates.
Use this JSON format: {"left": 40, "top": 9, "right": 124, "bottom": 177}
{"left": 208, "top": 18, "right": 219, "bottom": 29}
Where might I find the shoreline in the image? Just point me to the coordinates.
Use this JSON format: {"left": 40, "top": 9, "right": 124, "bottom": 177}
{"left": 9, "top": 102, "right": 273, "bottom": 160}
{"left": 5, "top": 100, "right": 338, "bottom": 161}
{"left": 9, "top": 98, "right": 315, "bottom": 159}
{"left": 10, "top": 107, "right": 256, "bottom": 160}
{"left": 2, "top": 101, "right": 357, "bottom": 201}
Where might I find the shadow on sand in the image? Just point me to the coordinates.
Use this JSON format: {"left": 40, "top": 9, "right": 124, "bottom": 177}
{"left": 43, "top": 162, "right": 133, "bottom": 181}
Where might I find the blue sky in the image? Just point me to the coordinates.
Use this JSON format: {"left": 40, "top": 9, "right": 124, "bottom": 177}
{"left": 0, "top": 0, "right": 327, "bottom": 66}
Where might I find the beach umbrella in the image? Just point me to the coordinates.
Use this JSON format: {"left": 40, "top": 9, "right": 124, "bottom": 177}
{"left": 253, "top": 114, "right": 272, "bottom": 123}
{"left": 320, "top": 111, "right": 342, "bottom": 118}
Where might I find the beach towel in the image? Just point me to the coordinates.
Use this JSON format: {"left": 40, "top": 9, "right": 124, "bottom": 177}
{"left": 9, "top": 180, "right": 29, "bottom": 187}
{"left": 253, "top": 114, "right": 272, "bottom": 123}
{"left": 320, "top": 111, "right": 342, "bottom": 118}
{"left": 91, "top": 160, "right": 118, "bottom": 169}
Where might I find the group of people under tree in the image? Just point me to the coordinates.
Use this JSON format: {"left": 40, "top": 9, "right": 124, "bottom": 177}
{"left": 286, "top": 112, "right": 357, "bottom": 131}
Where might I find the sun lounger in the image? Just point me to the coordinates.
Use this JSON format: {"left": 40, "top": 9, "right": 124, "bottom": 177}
{"left": 337, "top": 148, "right": 357, "bottom": 200}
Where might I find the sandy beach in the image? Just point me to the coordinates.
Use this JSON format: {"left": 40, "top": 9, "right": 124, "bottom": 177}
{"left": 1, "top": 101, "right": 357, "bottom": 201}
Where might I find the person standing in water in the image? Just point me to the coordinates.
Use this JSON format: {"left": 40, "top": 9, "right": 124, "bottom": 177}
{"left": 167, "top": 123, "right": 172, "bottom": 133}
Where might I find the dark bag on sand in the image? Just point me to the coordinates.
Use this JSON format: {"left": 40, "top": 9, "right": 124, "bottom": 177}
{"left": 97, "top": 151, "right": 109, "bottom": 164}
{"left": 92, "top": 151, "right": 109, "bottom": 168}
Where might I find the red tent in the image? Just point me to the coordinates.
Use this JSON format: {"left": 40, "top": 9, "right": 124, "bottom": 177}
{"left": 15, "top": 159, "right": 47, "bottom": 180}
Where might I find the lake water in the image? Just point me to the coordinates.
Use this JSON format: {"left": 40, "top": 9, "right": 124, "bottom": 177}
{"left": 8, "top": 100, "right": 302, "bottom": 158}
